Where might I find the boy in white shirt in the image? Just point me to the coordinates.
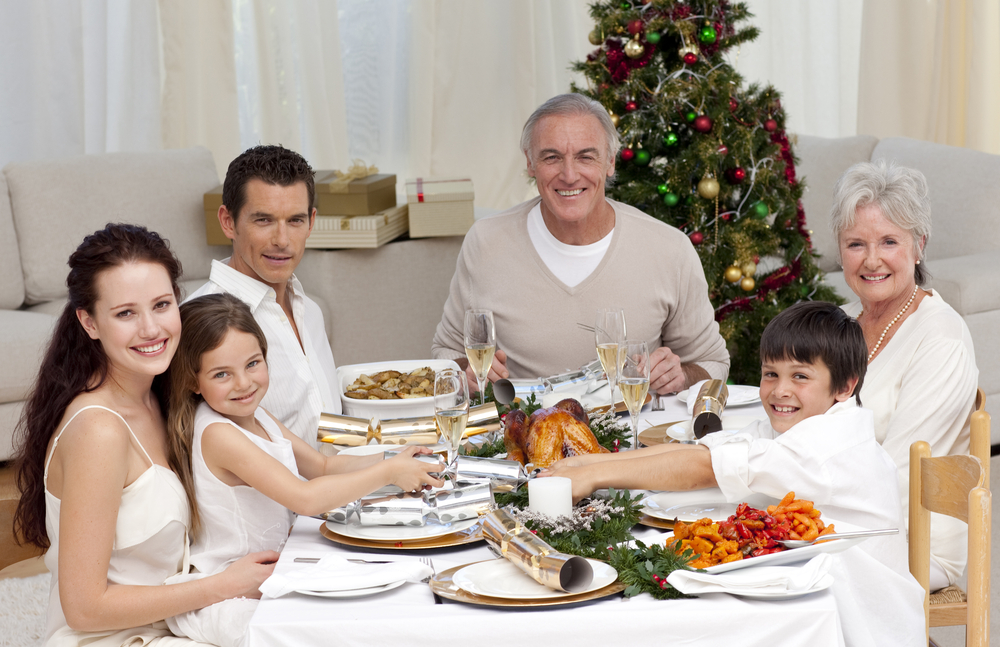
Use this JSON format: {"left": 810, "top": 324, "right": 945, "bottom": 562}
{"left": 544, "top": 301, "right": 926, "bottom": 646}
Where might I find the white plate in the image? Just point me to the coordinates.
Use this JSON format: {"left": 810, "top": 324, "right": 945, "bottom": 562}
{"left": 642, "top": 489, "right": 776, "bottom": 522}
{"left": 453, "top": 558, "right": 617, "bottom": 600}
{"left": 678, "top": 384, "right": 760, "bottom": 406}
{"left": 296, "top": 579, "right": 407, "bottom": 599}
{"left": 664, "top": 414, "right": 762, "bottom": 442}
{"left": 728, "top": 573, "right": 834, "bottom": 600}
{"left": 326, "top": 516, "right": 479, "bottom": 542}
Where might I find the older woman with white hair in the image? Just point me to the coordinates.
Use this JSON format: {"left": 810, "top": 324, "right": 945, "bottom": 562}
{"left": 831, "top": 160, "right": 978, "bottom": 591}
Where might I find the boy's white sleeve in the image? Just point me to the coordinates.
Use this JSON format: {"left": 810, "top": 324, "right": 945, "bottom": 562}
{"left": 698, "top": 420, "right": 770, "bottom": 502}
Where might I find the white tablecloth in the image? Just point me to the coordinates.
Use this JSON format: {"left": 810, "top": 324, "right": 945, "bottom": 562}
{"left": 246, "top": 396, "right": 847, "bottom": 647}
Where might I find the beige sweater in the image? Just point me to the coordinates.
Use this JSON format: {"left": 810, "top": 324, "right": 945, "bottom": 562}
{"left": 431, "top": 197, "right": 730, "bottom": 381}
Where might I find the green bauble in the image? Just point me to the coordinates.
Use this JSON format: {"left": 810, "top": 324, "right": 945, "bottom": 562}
{"left": 646, "top": 31, "right": 661, "bottom": 45}
{"left": 799, "top": 283, "right": 811, "bottom": 297}
{"left": 588, "top": 29, "right": 603, "bottom": 46}
{"left": 663, "top": 192, "right": 679, "bottom": 207}
{"left": 684, "top": 196, "right": 694, "bottom": 206}
{"left": 620, "top": 1, "right": 630, "bottom": 8}
{"left": 699, "top": 25, "right": 717, "bottom": 44}
{"left": 657, "top": 183, "right": 669, "bottom": 195}
{"left": 685, "top": 111, "right": 697, "bottom": 122}
{"left": 752, "top": 201, "right": 769, "bottom": 218}
{"left": 634, "top": 149, "right": 651, "bottom": 165}
{"left": 663, "top": 132, "right": 678, "bottom": 147}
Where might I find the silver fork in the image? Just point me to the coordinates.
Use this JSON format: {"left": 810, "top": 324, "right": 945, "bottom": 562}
{"left": 421, "top": 556, "right": 444, "bottom": 604}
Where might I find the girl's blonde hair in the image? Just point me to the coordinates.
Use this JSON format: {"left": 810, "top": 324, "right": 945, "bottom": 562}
{"left": 167, "top": 293, "right": 268, "bottom": 536}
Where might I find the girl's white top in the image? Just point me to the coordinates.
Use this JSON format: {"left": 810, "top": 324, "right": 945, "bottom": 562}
{"left": 188, "top": 402, "right": 298, "bottom": 576}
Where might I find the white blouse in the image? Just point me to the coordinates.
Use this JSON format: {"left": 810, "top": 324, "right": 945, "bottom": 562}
{"left": 843, "top": 290, "right": 978, "bottom": 586}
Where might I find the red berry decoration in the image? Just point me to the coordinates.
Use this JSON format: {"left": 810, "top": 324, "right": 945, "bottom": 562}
{"left": 628, "top": 19, "right": 644, "bottom": 35}
{"left": 693, "top": 115, "right": 713, "bottom": 133}
{"left": 764, "top": 118, "right": 778, "bottom": 132}
{"left": 729, "top": 98, "right": 738, "bottom": 112}
{"left": 625, "top": 100, "right": 638, "bottom": 112}
{"left": 689, "top": 231, "right": 704, "bottom": 245}
{"left": 683, "top": 52, "right": 698, "bottom": 65}
{"left": 621, "top": 148, "right": 635, "bottom": 162}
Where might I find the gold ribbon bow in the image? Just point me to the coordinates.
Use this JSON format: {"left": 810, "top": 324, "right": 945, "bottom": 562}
{"left": 328, "top": 159, "right": 379, "bottom": 193}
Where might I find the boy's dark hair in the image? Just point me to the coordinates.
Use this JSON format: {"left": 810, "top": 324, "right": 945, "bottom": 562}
{"left": 759, "top": 301, "right": 866, "bottom": 405}
{"left": 222, "top": 145, "right": 315, "bottom": 223}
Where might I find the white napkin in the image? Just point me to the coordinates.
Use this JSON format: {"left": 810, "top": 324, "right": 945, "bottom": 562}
{"left": 260, "top": 555, "right": 432, "bottom": 598}
{"left": 666, "top": 553, "right": 832, "bottom": 595}
{"left": 540, "top": 378, "right": 610, "bottom": 410}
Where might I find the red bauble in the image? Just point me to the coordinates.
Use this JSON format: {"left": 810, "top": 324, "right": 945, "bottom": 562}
{"left": 726, "top": 167, "right": 746, "bottom": 184}
{"left": 693, "top": 115, "right": 713, "bottom": 133}
{"left": 721, "top": 213, "right": 730, "bottom": 220}
{"left": 729, "top": 98, "right": 738, "bottom": 112}
{"left": 683, "top": 52, "right": 698, "bottom": 65}
{"left": 717, "top": 144, "right": 728, "bottom": 155}
{"left": 621, "top": 148, "right": 635, "bottom": 162}
{"left": 628, "top": 20, "right": 644, "bottom": 35}
{"left": 764, "top": 119, "right": 778, "bottom": 132}
{"left": 625, "top": 100, "right": 638, "bottom": 112}
{"left": 689, "top": 231, "right": 704, "bottom": 245}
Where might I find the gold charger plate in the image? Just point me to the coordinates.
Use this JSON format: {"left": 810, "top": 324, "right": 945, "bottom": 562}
{"left": 429, "top": 561, "right": 627, "bottom": 608}
{"left": 637, "top": 421, "right": 684, "bottom": 447}
{"left": 637, "top": 514, "right": 675, "bottom": 530}
{"left": 590, "top": 393, "right": 653, "bottom": 415}
{"left": 320, "top": 521, "right": 483, "bottom": 550}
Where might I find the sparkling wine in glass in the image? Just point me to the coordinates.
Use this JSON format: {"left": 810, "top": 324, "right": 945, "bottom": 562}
{"left": 464, "top": 309, "right": 496, "bottom": 405}
{"left": 619, "top": 340, "right": 650, "bottom": 448}
{"left": 595, "top": 308, "right": 626, "bottom": 410}
{"left": 434, "top": 368, "right": 469, "bottom": 475}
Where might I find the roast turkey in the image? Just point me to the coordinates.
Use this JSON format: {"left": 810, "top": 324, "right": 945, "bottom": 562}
{"left": 503, "top": 398, "right": 609, "bottom": 468}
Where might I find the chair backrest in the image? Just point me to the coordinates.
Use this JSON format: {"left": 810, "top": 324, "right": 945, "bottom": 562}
{"left": 0, "top": 498, "right": 45, "bottom": 572}
{"left": 971, "top": 387, "right": 990, "bottom": 485}
{"left": 908, "top": 441, "right": 991, "bottom": 646}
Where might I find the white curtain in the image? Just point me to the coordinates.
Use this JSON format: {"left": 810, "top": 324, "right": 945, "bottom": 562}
{"left": 0, "top": 0, "right": 161, "bottom": 169}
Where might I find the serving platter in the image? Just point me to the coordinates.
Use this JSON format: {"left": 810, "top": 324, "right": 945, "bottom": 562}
{"left": 429, "top": 561, "right": 627, "bottom": 608}
{"left": 320, "top": 520, "right": 483, "bottom": 550}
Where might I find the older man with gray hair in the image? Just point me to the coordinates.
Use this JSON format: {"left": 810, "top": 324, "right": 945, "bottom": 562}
{"left": 432, "top": 93, "right": 729, "bottom": 393}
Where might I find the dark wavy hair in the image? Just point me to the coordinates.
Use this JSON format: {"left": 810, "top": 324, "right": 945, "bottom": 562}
{"left": 759, "top": 301, "right": 867, "bottom": 406}
{"left": 222, "top": 145, "right": 315, "bottom": 222}
{"left": 166, "top": 293, "right": 268, "bottom": 538}
{"left": 13, "top": 223, "right": 184, "bottom": 549}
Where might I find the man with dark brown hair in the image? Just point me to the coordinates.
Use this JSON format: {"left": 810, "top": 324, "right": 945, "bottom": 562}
{"left": 188, "top": 145, "right": 340, "bottom": 448}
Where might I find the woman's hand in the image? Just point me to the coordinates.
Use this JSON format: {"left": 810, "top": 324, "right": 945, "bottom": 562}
{"left": 216, "top": 551, "right": 279, "bottom": 601}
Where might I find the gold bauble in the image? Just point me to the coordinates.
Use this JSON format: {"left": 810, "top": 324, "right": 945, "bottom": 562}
{"left": 589, "top": 29, "right": 603, "bottom": 46}
{"left": 624, "top": 38, "right": 645, "bottom": 59}
{"left": 697, "top": 176, "right": 720, "bottom": 199}
{"left": 741, "top": 261, "right": 757, "bottom": 277}
{"left": 609, "top": 112, "right": 620, "bottom": 127}
{"left": 724, "top": 265, "right": 743, "bottom": 283}
{"left": 740, "top": 276, "right": 756, "bottom": 292}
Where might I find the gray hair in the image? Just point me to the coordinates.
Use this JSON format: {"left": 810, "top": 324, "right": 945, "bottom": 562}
{"left": 829, "top": 160, "right": 932, "bottom": 285}
{"left": 520, "top": 94, "right": 621, "bottom": 166}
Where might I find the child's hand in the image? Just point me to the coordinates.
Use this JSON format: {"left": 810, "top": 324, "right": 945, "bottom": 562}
{"left": 392, "top": 445, "right": 435, "bottom": 458}
{"left": 386, "top": 452, "right": 445, "bottom": 491}
{"left": 219, "top": 550, "right": 279, "bottom": 600}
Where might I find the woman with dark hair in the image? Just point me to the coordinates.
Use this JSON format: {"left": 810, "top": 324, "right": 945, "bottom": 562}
{"left": 13, "top": 223, "right": 275, "bottom": 646}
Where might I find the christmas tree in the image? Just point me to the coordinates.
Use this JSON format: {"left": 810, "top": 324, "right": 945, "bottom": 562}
{"left": 572, "top": 0, "right": 841, "bottom": 385}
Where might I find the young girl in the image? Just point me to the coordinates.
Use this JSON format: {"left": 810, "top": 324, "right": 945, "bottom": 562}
{"left": 165, "top": 293, "right": 442, "bottom": 647}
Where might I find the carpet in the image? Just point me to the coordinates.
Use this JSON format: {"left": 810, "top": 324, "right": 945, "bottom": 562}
{"left": 0, "top": 573, "right": 48, "bottom": 647}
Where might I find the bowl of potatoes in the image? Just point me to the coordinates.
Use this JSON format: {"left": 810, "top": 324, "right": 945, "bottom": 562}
{"left": 337, "top": 359, "right": 462, "bottom": 419}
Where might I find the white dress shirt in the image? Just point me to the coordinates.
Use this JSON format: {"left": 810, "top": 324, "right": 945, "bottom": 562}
{"left": 187, "top": 260, "right": 340, "bottom": 448}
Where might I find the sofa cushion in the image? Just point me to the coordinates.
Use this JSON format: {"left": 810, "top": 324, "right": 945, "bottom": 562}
{"left": 25, "top": 277, "right": 212, "bottom": 319}
{"left": 0, "top": 310, "right": 57, "bottom": 403}
{"left": 871, "top": 137, "right": 1000, "bottom": 263}
{"left": 3, "top": 147, "right": 229, "bottom": 305}
{"left": 924, "top": 251, "right": 1000, "bottom": 317}
{"left": 0, "top": 173, "right": 25, "bottom": 309}
{"left": 794, "top": 134, "right": 879, "bottom": 273}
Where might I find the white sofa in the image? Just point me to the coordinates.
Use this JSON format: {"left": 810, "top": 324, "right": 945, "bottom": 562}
{"left": 1, "top": 138, "right": 997, "bottom": 461}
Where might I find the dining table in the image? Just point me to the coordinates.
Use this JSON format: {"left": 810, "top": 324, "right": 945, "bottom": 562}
{"left": 245, "top": 391, "right": 849, "bottom": 647}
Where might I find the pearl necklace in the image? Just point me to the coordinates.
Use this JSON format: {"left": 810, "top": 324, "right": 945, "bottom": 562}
{"left": 859, "top": 285, "right": 919, "bottom": 362}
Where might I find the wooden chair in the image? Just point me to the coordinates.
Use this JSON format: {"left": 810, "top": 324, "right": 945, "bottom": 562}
{"left": 0, "top": 498, "right": 45, "bottom": 572}
{"left": 908, "top": 441, "right": 991, "bottom": 646}
{"left": 971, "top": 388, "right": 989, "bottom": 485}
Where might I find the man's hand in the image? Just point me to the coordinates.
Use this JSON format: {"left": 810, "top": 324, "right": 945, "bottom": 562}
{"left": 649, "top": 346, "right": 685, "bottom": 394}
{"left": 464, "top": 349, "right": 509, "bottom": 394}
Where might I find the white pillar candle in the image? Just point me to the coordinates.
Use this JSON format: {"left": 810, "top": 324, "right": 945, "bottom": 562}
{"left": 528, "top": 477, "right": 573, "bottom": 519}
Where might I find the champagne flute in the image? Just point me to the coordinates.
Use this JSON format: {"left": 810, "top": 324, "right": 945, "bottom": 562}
{"left": 595, "top": 308, "right": 626, "bottom": 410}
{"left": 464, "top": 309, "right": 496, "bottom": 405}
{"left": 619, "top": 340, "right": 650, "bottom": 449}
{"left": 433, "top": 368, "right": 469, "bottom": 477}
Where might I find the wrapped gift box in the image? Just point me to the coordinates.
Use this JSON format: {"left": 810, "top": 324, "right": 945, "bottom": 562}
{"left": 307, "top": 204, "right": 409, "bottom": 249}
{"left": 405, "top": 177, "right": 474, "bottom": 238}
{"left": 203, "top": 185, "right": 230, "bottom": 246}
{"left": 314, "top": 171, "right": 396, "bottom": 216}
